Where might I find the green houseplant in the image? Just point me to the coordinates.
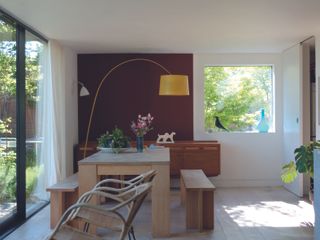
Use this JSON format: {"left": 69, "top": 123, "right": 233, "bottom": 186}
{"left": 97, "top": 127, "right": 130, "bottom": 153}
{"left": 97, "top": 132, "right": 112, "bottom": 148}
{"left": 281, "top": 141, "right": 320, "bottom": 200}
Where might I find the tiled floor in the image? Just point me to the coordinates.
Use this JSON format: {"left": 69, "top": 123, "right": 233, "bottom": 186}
{"left": 4, "top": 187, "right": 314, "bottom": 240}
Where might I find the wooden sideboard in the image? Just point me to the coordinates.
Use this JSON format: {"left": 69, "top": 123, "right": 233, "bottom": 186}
{"left": 74, "top": 140, "right": 220, "bottom": 177}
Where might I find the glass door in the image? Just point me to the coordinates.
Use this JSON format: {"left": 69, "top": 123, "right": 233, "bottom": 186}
{"left": 0, "top": 16, "right": 18, "bottom": 228}
{"left": 0, "top": 13, "right": 49, "bottom": 236}
{"left": 25, "top": 31, "right": 48, "bottom": 216}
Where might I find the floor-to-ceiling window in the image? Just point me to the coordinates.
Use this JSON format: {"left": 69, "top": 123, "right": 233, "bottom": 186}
{"left": 25, "top": 31, "right": 48, "bottom": 217}
{"left": 0, "top": 11, "right": 48, "bottom": 236}
{"left": 0, "top": 14, "right": 18, "bottom": 230}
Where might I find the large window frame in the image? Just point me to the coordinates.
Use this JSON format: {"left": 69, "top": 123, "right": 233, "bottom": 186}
{"left": 0, "top": 8, "right": 48, "bottom": 237}
{"left": 203, "top": 64, "right": 275, "bottom": 133}
{"left": 193, "top": 54, "right": 281, "bottom": 140}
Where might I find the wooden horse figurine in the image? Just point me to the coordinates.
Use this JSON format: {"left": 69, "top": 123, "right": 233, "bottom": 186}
{"left": 156, "top": 132, "right": 176, "bottom": 143}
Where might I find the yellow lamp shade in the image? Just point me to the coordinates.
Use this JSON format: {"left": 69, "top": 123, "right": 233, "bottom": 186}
{"left": 159, "top": 75, "right": 189, "bottom": 96}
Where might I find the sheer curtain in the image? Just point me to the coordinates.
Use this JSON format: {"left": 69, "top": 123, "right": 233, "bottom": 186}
{"left": 34, "top": 40, "right": 68, "bottom": 199}
{"left": 48, "top": 40, "right": 67, "bottom": 181}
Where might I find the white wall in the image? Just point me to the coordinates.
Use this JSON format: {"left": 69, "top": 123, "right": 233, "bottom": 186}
{"left": 193, "top": 53, "right": 283, "bottom": 187}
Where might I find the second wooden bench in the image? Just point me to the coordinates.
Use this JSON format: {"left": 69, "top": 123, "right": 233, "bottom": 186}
{"left": 180, "top": 169, "right": 216, "bottom": 231}
{"left": 46, "top": 173, "right": 79, "bottom": 228}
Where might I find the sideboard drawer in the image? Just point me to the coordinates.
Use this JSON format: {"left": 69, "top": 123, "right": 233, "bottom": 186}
{"left": 170, "top": 151, "right": 184, "bottom": 176}
{"left": 183, "top": 149, "right": 220, "bottom": 176}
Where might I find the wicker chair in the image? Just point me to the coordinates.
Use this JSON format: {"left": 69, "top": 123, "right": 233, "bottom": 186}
{"left": 47, "top": 183, "right": 152, "bottom": 240}
{"left": 77, "top": 170, "right": 157, "bottom": 239}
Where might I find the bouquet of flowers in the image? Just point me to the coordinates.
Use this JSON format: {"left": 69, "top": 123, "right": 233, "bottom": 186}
{"left": 131, "top": 113, "right": 154, "bottom": 137}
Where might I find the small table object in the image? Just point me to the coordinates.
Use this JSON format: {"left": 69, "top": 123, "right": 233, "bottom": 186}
{"left": 180, "top": 169, "right": 215, "bottom": 231}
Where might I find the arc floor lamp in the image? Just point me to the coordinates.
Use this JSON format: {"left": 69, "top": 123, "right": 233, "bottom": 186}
{"left": 83, "top": 58, "right": 189, "bottom": 158}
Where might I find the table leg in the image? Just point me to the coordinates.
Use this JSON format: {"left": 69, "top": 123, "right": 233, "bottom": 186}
{"left": 78, "top": 165, "right": 98, "bottom": 232}
{"left": 186, "top": 190, "right": 202, "bottom": 230}
{"left": 180, "top": 176, "right": 186, "bottom": 206}
{"left": 79, "top": 164, "right": 98, "bottom": 198}
{"left": 203, "top": 190, "right": 214, "bottom": 230}
{"left": 152, "top": 164, "right": 170, "bottom": 237}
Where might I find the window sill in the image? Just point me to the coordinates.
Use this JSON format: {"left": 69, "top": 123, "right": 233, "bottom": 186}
{"left": 206, "top": 130, "right": 276, "bottom": 134}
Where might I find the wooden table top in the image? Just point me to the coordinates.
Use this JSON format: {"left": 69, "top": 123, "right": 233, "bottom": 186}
{"left": 78, "top": 147, "right": 170, "bottom": 165}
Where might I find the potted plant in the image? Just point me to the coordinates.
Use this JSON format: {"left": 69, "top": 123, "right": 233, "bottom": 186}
{"left": 97, "top": 127, "right": 130, "bottom": 153}
{"left": 281, "top": 141, "right": 320, "bottom": 201}
{"left": 97, "top": 132, "right": 112, "bottom": 148}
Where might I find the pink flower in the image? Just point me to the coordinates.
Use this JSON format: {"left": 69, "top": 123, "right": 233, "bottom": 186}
{"left": 131, "top": 114, "right": 154, "bottom": 137}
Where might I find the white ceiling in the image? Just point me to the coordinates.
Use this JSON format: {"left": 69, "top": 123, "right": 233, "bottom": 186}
{"left": 1, "top": 0, "right": 320, "bottom": 53}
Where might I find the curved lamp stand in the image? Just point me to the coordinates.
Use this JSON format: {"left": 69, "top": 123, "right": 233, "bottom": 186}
{"left": 83, "top": 58, "right": 189, "bottom": 158}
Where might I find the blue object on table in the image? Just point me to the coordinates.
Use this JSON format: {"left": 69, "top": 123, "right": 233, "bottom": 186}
{"left": 257, "top": 109, "right": 269, "bottom": 133}
{"left": 148, "top": 144, "right": 165, "bottom": 150}
{"left": 149, "top": 144, "right": 156, "bottom": 149}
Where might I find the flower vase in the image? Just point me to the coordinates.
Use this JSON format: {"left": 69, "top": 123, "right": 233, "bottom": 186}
{"left": 136, "top": 136, "right": 144, "bottom": 152}
{"left": 257, "top": 108, "right": 269, "bottom": 133}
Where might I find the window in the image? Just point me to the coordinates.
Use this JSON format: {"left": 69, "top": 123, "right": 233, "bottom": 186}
{"left": 0, "top": 16, "right": 18, "bottom": 228}
{"left": 0, "top": 10, "right": 48, "bottom": 236}
{"left": 204, "top": 66, "right": 273, "bottom": 132}
{"left": 25, "top": 31, "right": 48, "bottom": 217}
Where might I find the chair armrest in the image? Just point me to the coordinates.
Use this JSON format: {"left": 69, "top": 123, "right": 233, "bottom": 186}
{"left": 77, "top": 189, "right": 125, "bottom": 204}
{"left": 94, "top": 184, "right": 134, "bottom": 193}
{"left": 79, "top": 188, "right": 142, "bottom": 212}
{"left": 94, "top": 178, "right": 133, "bottom": 188}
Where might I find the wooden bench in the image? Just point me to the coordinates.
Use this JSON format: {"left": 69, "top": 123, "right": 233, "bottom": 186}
{"left": 180, "top": 169, "right": 215, "bottom": 231}
{"left": 46, "top": 173, "right": 79, "bottom": 228}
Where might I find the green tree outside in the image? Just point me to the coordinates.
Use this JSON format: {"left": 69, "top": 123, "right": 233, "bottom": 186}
{"left": 0, "top": 19, "right": 43, "bottom": 204}
{"left": 204, "top": 66, "right": 273, "bottom": 132}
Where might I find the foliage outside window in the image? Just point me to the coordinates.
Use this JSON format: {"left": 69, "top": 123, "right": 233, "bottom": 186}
{"left": 0, "top": 21, "right": 43, "bottom": 207}
{"left": 204, "top": 66, "right": 273, "bottom": 132}
{"left": 0, "top": 23, "right": 41, "bottom": 103}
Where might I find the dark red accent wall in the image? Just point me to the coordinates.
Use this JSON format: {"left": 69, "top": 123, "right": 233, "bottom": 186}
{"left": 78, "top": 54, "right": 193, "bottom": 142}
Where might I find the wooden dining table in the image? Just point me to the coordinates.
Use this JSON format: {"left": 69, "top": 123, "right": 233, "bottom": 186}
{"left": 78, "top": 147, "right": 170, "bottom": 238}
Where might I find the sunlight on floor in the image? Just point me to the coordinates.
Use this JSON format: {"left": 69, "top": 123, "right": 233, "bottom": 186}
{"left": 223, "top": 200, "right": 314, "bottom": 228}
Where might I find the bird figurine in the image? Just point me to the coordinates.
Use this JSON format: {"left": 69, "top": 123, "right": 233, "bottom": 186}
{"left": 214, "top": 116, "right": 228, "bottom": 131}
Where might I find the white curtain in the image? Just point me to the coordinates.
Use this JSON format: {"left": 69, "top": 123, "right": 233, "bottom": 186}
{"left": 49, "top": 40, "right": 67, "bottom": 181}
{"left": 34, "top": 40, "right": 68, "bottom": 200}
